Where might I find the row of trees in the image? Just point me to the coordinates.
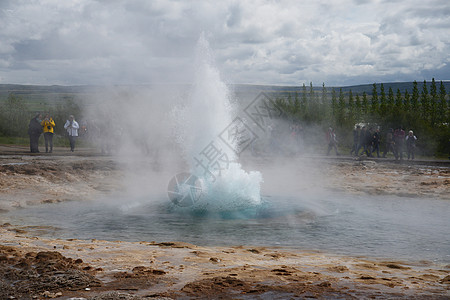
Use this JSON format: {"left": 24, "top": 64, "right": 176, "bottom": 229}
{"left": 1, "top": 81, "right": 448, "bottom": 157}
{"left": 275, "top": 79, "right": 449, "bottom": 157}
{"left": 0, "top": 93, "right": 81, "bottom": 138}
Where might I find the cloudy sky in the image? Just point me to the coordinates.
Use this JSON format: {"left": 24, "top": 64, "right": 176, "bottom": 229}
{"left": 0, "top": 0, "right": 449, "bottom": 87}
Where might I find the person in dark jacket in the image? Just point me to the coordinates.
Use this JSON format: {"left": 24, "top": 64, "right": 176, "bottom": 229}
{"left": 357, "top": 126, "right": 372, "bottom": 157}
{"left": 364, "top": 127, "right": 373, "bottom": 157}
{"left": 356, "top": 126, "right": 367, "bottom": 156}
{"left": 28, "top": 113, "right": 43, "bottom": 153}
{"left": 371, "top": 128, "right": 381, "bottom": 158}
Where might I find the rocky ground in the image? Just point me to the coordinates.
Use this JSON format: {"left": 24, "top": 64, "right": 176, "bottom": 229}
{"left": 0, "top": 144, "right": 449, "bottom": 299}
{"left": 0, "top": 154, "right": 121, "bottom": 213}
{"left": 327, "top": 159, "right": 450, "bottom": 200}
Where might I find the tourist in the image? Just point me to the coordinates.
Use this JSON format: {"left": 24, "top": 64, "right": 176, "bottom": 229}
{"left": 371, "top": 127, "right": 381, "bottom": 158}
{"left": 364, "top": 127, "right": 373, "bottom": 157}
{"left": 393, "top": 127, "right": 405, "bottom": 160}
{"left": 350, "top": 125, "right": 360, "bottom": 156}
{"left": 28, "top": 112, "right": 42, "bottom": 153}
{"left": 357, "top": 126, "right": 371, "bottom": 157}
{"left": 41, "top": 113, "right": 55, "bottom": 153}
{"left": 326, "top": 127, "right": 339, "bottom": 156}
{"left": 382, "top": 128, "right": 395, "bottom": 158}
{"left": 356, "top": 126, "right": 367, "bottom": 156}
{"left": 64, "top": 115, "right": 80, "bottom": 152}
{"left": 406, "top": 130, "right": 417, "bottom": 160}
{"left": 289, "top": 122, "right": 303, "bottom": 154}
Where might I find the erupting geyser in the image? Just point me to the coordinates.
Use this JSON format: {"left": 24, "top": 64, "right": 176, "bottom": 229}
{"left": 171, "top": 35, "right": 263, "bottom": 211}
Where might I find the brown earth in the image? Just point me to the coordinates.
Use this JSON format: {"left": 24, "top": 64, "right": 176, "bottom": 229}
{"left": 0, "top": 145, "right": 122, "bottom": 213}
{"left": 327, "top": 159, "right": 450, "bottom": 200}
{"left": 0, "top": 145, "right": 449, "bottom": 299}
{"left": 1, "top": 227, "right": 449, "bottom": 299}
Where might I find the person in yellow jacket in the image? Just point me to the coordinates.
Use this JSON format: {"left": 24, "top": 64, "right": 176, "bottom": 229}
{"left": 41, "top": 113, "right": 55, "bottom": 153}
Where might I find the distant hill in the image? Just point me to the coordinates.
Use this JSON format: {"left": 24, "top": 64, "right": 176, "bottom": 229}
{"left": 1, "top": 81, "right": 449, "bottom": 107}
{"left": 337, "top": 81, "right": 450, "bottom": 96}
{"left": 0, "top": 84, "right": 101, "bottom": 110}
{"left": 232, "top": 81, "right": 450, "bottom": 96}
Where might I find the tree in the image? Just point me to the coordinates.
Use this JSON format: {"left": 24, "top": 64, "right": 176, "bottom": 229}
{"left": 293, "top": 91, "right": 300, "bottom": 115}
{"left": 308, "top": 82, "right": 320, "bottom": 122}
{"left": 309, "top": 82, "right": 315, "bottom": 101}
{"left": 362, "top": 91, "right": 369, "bottom": 118}
{"left": 321, "top": 82, "right": 327, "bottom": 105}
{"left": 404, "top": 90, "right": 411, "bottom": 112}
{"left": 370, "top": 83, "right": 379, "bottom": 117}
{"left": 379, "top": 83, "right": 387, "bottom": 117}
{"left": 321, "top": 82, "right": 328, "bottom": 119}
{"left": 0, "top": 93, "right": 29, "bottom": 137}
{"left": 301, "top": 83, "right": 307, "bottom": 117}
{"left": 337, "top": 88, "right": 346, "bottom": 126}
{"left": 348, "top": 89, "right": 354, "bottom": 114}
{"left": 331, "top": 88, "right": 337, "bottom": 121}
{"left": 387, "top": 87, "right": 394, "bottom": 110}
{"left": 385, "top": 87, "right": 395, "bottom": 125}
{"left": 287, "top": 93, "right": 293, "bottom": 106}
{"left": 411, "top": 81, "right": 419, "bottom": 113}
{"left": 395, "top": 88, "right": 403, "bottom": 118}
{"left": 347, "top": 89, "right": 355, "bottom": 126}
{"left": 429, "top": 78, "right": 438, "bottom": 125}
{"left": 355, "top": 93, "right": 362, "bottom": 122}
{"left": 438, "top": 81, "right": 448, "bottom": 124}
{"left": 420, "top": 80, "right": 429, "bottom": 121}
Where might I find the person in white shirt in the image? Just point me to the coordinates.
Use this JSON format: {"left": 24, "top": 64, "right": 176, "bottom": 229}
{"left": 64, "top": 115, "right": 80, "bottom": 152}
{"left": 405, "top": 130, "right": 417, "bottom": 160}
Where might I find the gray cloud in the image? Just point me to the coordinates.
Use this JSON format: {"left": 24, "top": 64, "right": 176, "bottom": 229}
{"left": 0, "top": 0, "right": 449, "bottom": 86}
{"left": 226, "top": 3, "right": 242, "bottom": 28}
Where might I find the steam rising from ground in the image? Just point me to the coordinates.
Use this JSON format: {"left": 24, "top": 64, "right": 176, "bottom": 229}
{"left": 83, "top": 36, "right": 264, "bottom": 210}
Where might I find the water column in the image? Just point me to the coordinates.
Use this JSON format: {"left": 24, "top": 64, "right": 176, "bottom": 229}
{"left": 172, "top": 35, "right": 263, "bottom": 212}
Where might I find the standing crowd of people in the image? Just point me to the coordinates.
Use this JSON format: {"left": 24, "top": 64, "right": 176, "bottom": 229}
{"left": 350, "top": 125, "right": 417, "bottom": 160}
{"left": 28, "top": 113, "right": 79, "bottom": 153}
{"left": 257, "top": 121, "right": 419, "bottom": 161}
